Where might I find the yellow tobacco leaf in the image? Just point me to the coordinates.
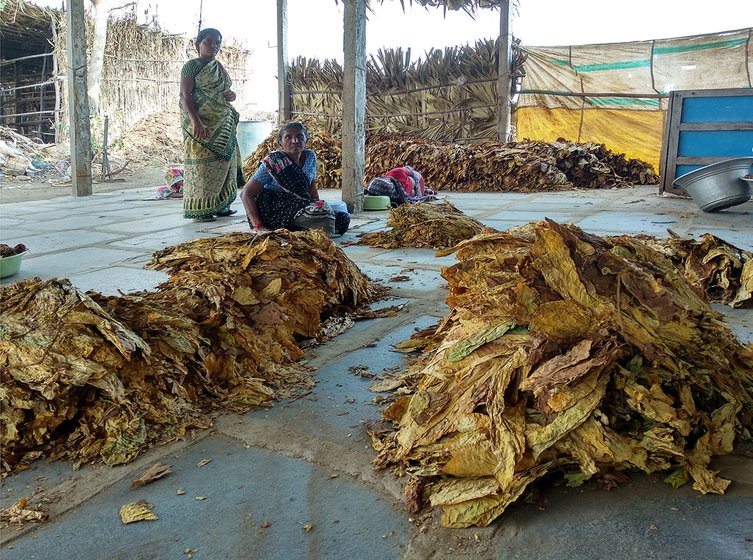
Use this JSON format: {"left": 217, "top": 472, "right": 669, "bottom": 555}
{"left": 526, "top": 372, "right": 608, "bottom": 458}
{"left": 444, "top": 320, "right": 516, "bottom": 363}
{"left": 119, "top": 501, "right": 158, "bottom": 524}
{"left": 429, "top": 477, "right": 500, "bottom": 507}
{"left": 260, "top": 278, "right": 283, "bottom": 298}
{"left": 231, "top": 286, "right": 260, "bottom": 306}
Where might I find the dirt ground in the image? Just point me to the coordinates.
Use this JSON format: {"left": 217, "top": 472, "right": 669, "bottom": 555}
{"left": 1, "top": 166, "right": 167, "bottom": 204}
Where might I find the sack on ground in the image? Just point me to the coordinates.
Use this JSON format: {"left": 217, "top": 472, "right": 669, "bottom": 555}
{"left": 365, "top": 177, "right": 407, "bottom": 206}
{"left": 292, "top": 201, "right": 336, "bottom": 236}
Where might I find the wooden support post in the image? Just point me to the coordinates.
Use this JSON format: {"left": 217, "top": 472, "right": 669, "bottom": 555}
{"left": 341, "top": 0, "right": 366, "bottom": 213}
{"left": 496, "top": 0, "right": 512, "bottom": 142}
{"left": 51, "top": 13, "right": 61, "bottom": 143}
{"left": 66, "top": 0, "right": 93, "bottom": 196}
{"left": 38, "top": 49, "right": 48, "bottom": 139}
{"left": 277, "top": 0, "right": 291, "bottom": 123}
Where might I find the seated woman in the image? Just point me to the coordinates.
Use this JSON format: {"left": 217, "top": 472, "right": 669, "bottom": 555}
{"left": 240, "top": 122, "right": 349, "bottom": 234}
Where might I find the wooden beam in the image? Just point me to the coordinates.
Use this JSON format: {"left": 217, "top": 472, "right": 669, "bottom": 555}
{"left": 496, "top": 0, "right": 512, "bottom": 142}
{"left": 341, "top": 0, "right": 366, "bottom": 213}
{"left": 277, "top": 0, "right": 291, "bottom": 123}
{"left": 66, "top": 0, "right": 92, "bottom": 196}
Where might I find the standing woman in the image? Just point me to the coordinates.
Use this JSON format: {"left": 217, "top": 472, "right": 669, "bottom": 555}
{"left": 179, "top": 28, "right": 239, "bottom": 222}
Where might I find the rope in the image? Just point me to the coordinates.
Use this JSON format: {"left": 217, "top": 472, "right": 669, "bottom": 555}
{"left": 197, "top": 0, "right": 203, "bottom": 34}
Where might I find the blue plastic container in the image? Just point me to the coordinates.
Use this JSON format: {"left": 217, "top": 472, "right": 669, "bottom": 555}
{"left": 237, "top": 121, "right": 274, "bottom": 158}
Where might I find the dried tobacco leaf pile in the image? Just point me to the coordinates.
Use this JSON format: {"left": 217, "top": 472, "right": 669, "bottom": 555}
{"left": 372, "top": 220, "right": 753, "bottom": 528}
{"left": 366, "top": 137, "right": 658, "bottom": 192}
{"left": 357, "top": 200, "right": 751, "bottom": 308}
{"left": 357, "top": 200, "right": 495, "bottom": 250}
{"left": 242, "top": 126, "right": 657, "bottom": 194}
{"left": 649, "top": 232, "right": 753, "bottom": 308}
{"left": 1, "top": 230, "right": 375, "bottom": 471}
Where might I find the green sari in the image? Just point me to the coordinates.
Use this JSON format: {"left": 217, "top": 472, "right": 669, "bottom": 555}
{"left": 180, "top": 58, "right": 240, "bottom": 219}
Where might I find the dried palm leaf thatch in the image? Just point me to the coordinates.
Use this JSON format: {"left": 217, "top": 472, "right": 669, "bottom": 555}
{"left": 289, "top": 56, "right": 344, "bottom": 138}
{"left": 290, "top": 39, "right": 515, "bottom": 143}
{"left": 646, "top": 232, "right": 753, "bottom": 308}
{"left": 242, "top": 120, "right": 342, "bottom": 189}
{"left": 0, "top": 230, "right": 376, "bottom": 471}
{"left": 54, "top": 13, "right": 249, "bottom": 144}
{"left": 357, "top": 200, "right": 495, "bottom": 249}
{"left": 371, "top": 219, "right": 753, "bottom": 528}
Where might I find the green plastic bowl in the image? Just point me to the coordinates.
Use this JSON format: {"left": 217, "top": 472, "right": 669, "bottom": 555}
{"left": 0, "top": 251, "right": 27, "bottom": 279}
{"left": 363, "top": 195, "right": 391, "bottom": 211}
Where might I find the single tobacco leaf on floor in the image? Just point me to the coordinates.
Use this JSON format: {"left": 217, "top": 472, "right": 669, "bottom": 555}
{"left": 130, "top": 463, "right": 172, "bottom": 489}
{"left": 119, "top": 500, "right": 158, "bottom": 524}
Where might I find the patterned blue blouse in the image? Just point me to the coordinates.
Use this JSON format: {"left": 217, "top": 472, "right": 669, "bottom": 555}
{"left": 252, "top": 150, "right": 317, "bottom": 192}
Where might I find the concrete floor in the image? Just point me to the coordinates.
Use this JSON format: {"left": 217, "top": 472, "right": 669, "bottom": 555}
{"left": 1, "top": 185, "right": 752, "bottom": 560}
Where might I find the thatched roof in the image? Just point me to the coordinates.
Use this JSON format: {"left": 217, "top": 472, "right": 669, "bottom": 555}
{"left": 0, "top": 0, "right": 60, "bottom": 61}
{"left": 338, "top": 0, "right": 503, "bottom": 15}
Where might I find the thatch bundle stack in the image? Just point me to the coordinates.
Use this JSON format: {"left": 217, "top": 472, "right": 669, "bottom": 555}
{"left": 371, "top": 220, "right": 753, "bottom": 528}
{"left": 0, "top": 230, "right": 375, "bottom": 470}
{"left": 289, "top": 39, "right": 516, "bottom": 143}
{"left": 357, "top": 200, "right": 495, "bottom": 249}
{"left": 53, "top": 13, "right": 249, "bottom": 143}
{"left": 110, "top": 111, "right": 183, "bottom": 167}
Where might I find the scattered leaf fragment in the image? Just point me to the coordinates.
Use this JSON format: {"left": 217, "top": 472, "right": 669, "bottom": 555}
{"left": 196, "top": 459, "right": 212, "bottom": 468}
{"left": 261, "top": 521, "right": 271, "bottom": 528}
{"left": 303, "top": 524, "right": 313, "bottom": 532}
{"left": 0, "top": 498, "right": 48, "bottom": 525}
{"left": 119, "top": 500, "right": 158, "bottom": 524}
{"left": 177, "top": 488, "right": 186, "bottom": 495}
{"left": 130, "top": 463, "right": 172, "bottom": 489}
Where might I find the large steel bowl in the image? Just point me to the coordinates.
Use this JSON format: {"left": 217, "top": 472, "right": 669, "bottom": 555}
{"left": 673, "top": 157, "right": 753, "bottom": 212}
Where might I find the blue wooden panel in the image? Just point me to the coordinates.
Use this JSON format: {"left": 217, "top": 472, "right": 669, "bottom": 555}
{"left": 675, "top": 164, "right": 703, "bottom": 178}
{"left": 682, "top": 94, "right": 753, "bottom": 122}
{"left": 677, "top": 130, "right": 753, "bottom": 157}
